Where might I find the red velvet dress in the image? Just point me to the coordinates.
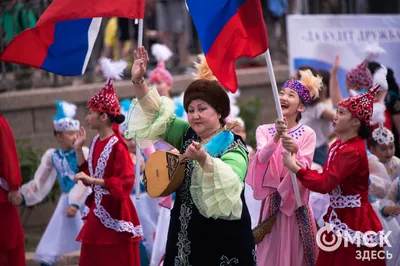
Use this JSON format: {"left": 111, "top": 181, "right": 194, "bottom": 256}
{"left": 297, "top": 136, "right": 386, "bottom": 266}
{"left": 77, "top": 134, "right": 142, "bottom": 266}
{"left": 0, "top": 115, "right": 26, "bottom": 266}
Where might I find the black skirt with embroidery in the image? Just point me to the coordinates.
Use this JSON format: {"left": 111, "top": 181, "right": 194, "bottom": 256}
{"left": 163, "top": 128, "right": 256, "bottom": 266}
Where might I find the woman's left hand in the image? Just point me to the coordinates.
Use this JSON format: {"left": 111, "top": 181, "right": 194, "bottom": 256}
{"left": 281, "top": 134, "right": 299, "bottom": 154}
{"left": 185, "top": 141, "right": 207, "bottom": 166}
{"left": 74, "top": 172, "right": 95, "bottom": 184}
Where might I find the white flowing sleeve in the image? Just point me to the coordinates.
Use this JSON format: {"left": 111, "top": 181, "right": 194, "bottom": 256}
{"left": 379, "top": 177, "right": 400, "bottom": 222}
{"left": 368, "top": 155, "right": 391, "bottom": 199}
{"left": 20, "top": 148, "right": 57, "bottom": 206}
{"left": 68, "top": 147, "right": 91, "bottom": 208}
{"left": 190, "top": 148, "right": 247, "bottom": 221}
{"left": 124, "top": 86, "right": 177, "bottom": 149}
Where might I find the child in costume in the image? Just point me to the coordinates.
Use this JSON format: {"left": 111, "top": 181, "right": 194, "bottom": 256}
{"left": 246, "top": 70, "right": 322, "bottom": 266}
{"left": 283, "top": 84, "right": 386, "bottom": 265}
{"left": 368, "top": 121, "right": 400, "bottom": 262}
{"left": 19, "top": 101, "right": 90, "bottom": 266}
{"left": 126, "top": 46, "right": 256, "bottom": 265}
{"left": 380, "top": 173, "right": 400, "bottom": 266}
{"left": 0, "top": 115, "right": 26, "bottom": 266}
{"left": 73, "top": 58, "right": 142, "bottom": 266}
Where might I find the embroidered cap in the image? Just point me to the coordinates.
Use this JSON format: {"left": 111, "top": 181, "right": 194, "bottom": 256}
{"left": 346, "top": 60, "right": 373, "bottom": 89}
{"left": 338, "top": 84, "right": 381, "bottom": 125}
{"left": 282, "top": 79, "right": 312, "bottom": 105}
{"left": 372, "top": 126, "right": 394, "bottom": 145}
{"left": 53, "top": 101, "right": 80, "bottom": 132}
{"left": 87, "top": 58, "right": 127, "bottom": 116}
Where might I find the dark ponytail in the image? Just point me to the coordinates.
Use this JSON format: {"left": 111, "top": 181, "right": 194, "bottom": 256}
{"left": 102, "top": 113, "right": 126, "bottom": 125}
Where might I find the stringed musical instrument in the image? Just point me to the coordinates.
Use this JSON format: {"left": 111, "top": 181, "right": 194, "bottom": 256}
{"left": 143, "top": 121, "right": 240, "bottom": 198}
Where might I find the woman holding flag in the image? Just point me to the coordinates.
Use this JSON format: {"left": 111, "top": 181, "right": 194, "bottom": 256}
{"left": 125, "top": 46, "right": 256, "bottom": 266}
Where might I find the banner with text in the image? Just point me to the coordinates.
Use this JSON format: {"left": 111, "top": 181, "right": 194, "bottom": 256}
{"left": 287, "top": 15, "right": 400, "bottom": 98}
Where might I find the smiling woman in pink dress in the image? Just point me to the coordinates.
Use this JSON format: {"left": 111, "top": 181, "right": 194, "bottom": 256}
{"left": 246, "top": 70, "right": 322, "bottom": 266}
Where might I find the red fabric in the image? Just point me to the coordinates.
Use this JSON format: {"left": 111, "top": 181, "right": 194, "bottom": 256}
{"left": 87, "top": 79, "right": 121, "bottom": 116}
{"left": 189, "top": 0, "right": 268, "bottom": 93}
{"left": 0, "top": 0, "right": 144, "bottom": 69}
{"left": 0, "top": 116, "right": 22, "bottom": 202}
{"left": 297, "top": 137, "right": 384, "bottom": 263}
{"left": 77, "top": 134, "right": 141, "bottom": 245}
{"left": 79, "top": 242, "right": 140, "bottom": 266}
{"left": 316, "top": 233, "right": 385, "bottom": 266}
{"left": 338, "top": 85, "right": 380, "bottom": 125}
{"left": 0, "top": 203, "right": 26, "bottom": 266}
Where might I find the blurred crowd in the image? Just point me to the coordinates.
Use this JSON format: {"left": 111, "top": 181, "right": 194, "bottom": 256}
{"left": 0, "top": 0, "right": 398, "bottom": 91}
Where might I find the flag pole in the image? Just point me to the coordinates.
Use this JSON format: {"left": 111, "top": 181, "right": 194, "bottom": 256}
{"left": 263, "top": 49, "right": 302, "bottom": 208}
{"left": 135, "top": 18, "right": 144, "bottom": 200}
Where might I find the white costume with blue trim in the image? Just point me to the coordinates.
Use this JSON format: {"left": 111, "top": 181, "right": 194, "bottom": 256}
{"left": 20, "top": 101, "right": 91, "bottom": 265}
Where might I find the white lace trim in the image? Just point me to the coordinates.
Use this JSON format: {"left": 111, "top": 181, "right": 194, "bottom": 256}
{"left": 329, "top": 186, "right": 361, "bottom": 208}
{"left": 329, "top": 209, "right": 384, "bottom": 246}
{"left": 52, "top": 150, "right": 75, "bottom": 181}
{"left": 328, "top": 186, "right": 382, "bottom": 246}
{"left": 0, "top": 177, "right": 9, "bottom": 191}
{"left": 88, "top": 135, "right": 143, "bottom": 238}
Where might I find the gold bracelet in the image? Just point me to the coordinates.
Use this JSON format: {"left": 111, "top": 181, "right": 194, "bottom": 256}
{"left": 132, "top": 77, "right": 145, "bottom": 84}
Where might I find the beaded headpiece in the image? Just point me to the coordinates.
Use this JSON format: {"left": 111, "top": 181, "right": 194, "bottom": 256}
{"left": 282, "top": 79, "right": 312, "bottom": 105}
{"left": 346, "top": 60, "right": 373, "bottom": 89}
{"left": 87, "top": 58, "right": 127, "bottom": 116}
{"left": 338, "top": 84, "right": 380, "bottom": 125}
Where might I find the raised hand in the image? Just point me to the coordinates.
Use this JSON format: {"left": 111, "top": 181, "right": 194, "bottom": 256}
{"left": 331, "top": 55, "right": 340, "bottom": 73}
{"left": 132, "top": 46, "right": 149, "bottom": 83}
{"left": 74, "top": 126, "right": 86, "bottom": 150}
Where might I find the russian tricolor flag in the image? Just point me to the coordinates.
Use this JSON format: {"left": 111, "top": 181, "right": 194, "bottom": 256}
{"left": 0, "top": 0, "right": 144, "bottom": 76}
{"left": 186, "top": 0, "right": 268, "bottom": 93}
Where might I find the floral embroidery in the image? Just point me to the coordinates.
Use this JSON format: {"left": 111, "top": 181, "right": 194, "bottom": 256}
{"left": 0, "top": 177, "right": 9, "bottom": 191}
{"left": 267, "top": 124, "right": 305, "bottom": 140}
{"left": 220, "top": 255, "right": 239, "bottom": 266}
{"left": 328, "top": 185, "right": 379, "bottom": 246}
{"left": 329, "top": 209, "right": 384, "bottom": 246}
{"left": 88, "top": 135, "right": 143, "bottom": 238}
{"left": 329, "top": 186, "right": 361, "bottom": 208}
{"left": 174, "top": 133, "right": 198, "bottom": 266}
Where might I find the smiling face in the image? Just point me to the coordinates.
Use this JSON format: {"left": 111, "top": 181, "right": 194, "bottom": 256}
{"left": 187, "top": 99, "right": 222, "bottom": 139}
{"left": 279, "top": 87, "right": 305, "bottom": 119}
{"left": 371, "top": 142, "right": 395, "bottom": 164}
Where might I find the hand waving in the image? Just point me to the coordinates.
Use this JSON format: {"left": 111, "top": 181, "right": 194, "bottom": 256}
{"left": 132, "top": 46, "right": 149, "bottom": 83}
{"left": 74, "top": 127, "right": 86, "bottom": 150}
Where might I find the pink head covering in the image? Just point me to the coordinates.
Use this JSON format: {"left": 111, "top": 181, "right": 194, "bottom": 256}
{"left": 346, "top": 60, "right": 373, "bottom": 89}
{"left": 148, "top": 61, "right": 173, "bottom": 86}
